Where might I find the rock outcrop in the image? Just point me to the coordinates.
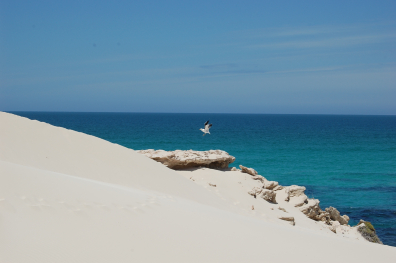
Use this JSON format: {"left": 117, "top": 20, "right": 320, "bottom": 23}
{"left": 283, "top": 185, "right": 353, "bottom": 226}
{"left": 247, "top": 187, "right": 263, "bottom": 198}
{"left": 145, "top": 149, "right": 364, "bottom": 240}
{"left": 299, "top": 199, "right": 330, "bottom": 223}
{"left": 283, "top": 185, "right": 332, "bottom": 224}
{"left": 138, "top": 149, "right": 381, "bottom": 244}
{"left": 284, "top": 185, "right": 308, "bottom": 207}
{"left": 325, "top": 207, "right": 350, "bottom": 225}
{"left": 239, "top": 165, "right": 266, "bottom": 181}
{"left": 239, "top": 165, "right": 258, "bottom": 176}
{"left": 273, "top": 185, "right": 284, "bottom": 191}
{"left": 138, "top": 149, "right": 235, "bottom": 170}
{"left": 260, "top": 189, "right": 277, "bottom": 203}
{"left": 264, "top": 180, "right": 279, "bottom": 190}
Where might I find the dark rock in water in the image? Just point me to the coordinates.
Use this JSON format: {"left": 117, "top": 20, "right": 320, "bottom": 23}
{"left": 357, "top": 220, "right": 383, "bottom": 244}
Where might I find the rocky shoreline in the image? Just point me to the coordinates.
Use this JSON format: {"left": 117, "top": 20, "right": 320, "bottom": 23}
{"left": 139, "top": 149, "right": 382, "bottom": 244}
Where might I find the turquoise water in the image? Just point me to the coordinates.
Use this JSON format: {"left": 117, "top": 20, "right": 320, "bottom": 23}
{"left": 10, "top": 112, "right": 396, "bottom": 246}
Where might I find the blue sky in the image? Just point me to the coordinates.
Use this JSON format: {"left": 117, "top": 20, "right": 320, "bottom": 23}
{"left": 1, "top": 0, "right": 395, "bottom": 114}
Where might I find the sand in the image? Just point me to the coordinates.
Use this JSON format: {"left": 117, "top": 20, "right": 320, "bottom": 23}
{"left": 1, "top": 112, "right": 395, "bottom": 262}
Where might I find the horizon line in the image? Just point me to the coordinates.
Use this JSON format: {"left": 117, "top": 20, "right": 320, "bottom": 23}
{"left": 3, "top": 110, "right": 396, "bottom": 117}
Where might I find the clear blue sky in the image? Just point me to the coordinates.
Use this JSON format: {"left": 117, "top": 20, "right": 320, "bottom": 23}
{"left": 1, "top": 0, "right": 395, "bottom": 114}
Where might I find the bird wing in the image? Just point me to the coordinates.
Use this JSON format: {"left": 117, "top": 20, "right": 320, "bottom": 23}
{"left": 204, "top": 123, "right": 212, "bottom": 132}
{"left": 204, "top": 120, "right": 209, "bottom": 126}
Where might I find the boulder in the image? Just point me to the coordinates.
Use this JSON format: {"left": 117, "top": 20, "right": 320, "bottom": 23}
{"left": 138, "top": 149, "right": 235, "bottom": 170}
{"left": 325, "top": 207, "right": 349, "bottom": 225}
{"left": 357, "top": 220, "right": 383, "bottom": 244}
{"left": 260, "top": 189, "right": 277, "bottom": 203}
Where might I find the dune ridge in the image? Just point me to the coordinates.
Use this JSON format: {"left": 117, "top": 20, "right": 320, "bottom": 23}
{"left": 1, "top": 112, "right": 395, "bottom": 262}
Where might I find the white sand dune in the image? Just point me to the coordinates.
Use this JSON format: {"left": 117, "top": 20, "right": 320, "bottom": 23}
{"left": 1, "top": 112, "right": 395, "bottom": 262}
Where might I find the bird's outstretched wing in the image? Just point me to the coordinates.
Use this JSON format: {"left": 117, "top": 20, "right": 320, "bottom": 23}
{"left": 204, "top": 120, "right": 209, "bottom": 126}
{"left": 204, "top": 123, "right": 212, "bottom": 133}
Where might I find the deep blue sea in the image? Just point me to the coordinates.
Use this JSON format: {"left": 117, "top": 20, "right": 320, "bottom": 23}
{"left": 10, "top": 112, "right": 396, "bottom": 246}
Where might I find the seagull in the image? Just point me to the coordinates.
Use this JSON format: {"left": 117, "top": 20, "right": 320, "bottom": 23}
{"left": 200, "top": 120, "right": 212, "bottom": 136}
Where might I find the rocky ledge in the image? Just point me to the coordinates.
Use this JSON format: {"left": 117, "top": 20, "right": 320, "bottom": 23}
{"left": 139, "top": 149, "right": 382, "bottom": 244}
{"left": 238, "top": 164, "right": 381, "bottom": 244}
{"left": 137, "top": 149, "right": 235, "bottom": 170}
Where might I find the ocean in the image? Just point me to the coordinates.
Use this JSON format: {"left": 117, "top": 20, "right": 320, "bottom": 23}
{"left": 9, "top": 112, "right": 396, "bottom": 246}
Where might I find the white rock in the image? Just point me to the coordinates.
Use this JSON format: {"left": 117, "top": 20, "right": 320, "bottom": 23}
{"left": 248, "top": 187, "right": 263, "bottom": 198}
{"left": 264, "top": 181, "right": 279, "bottom": 190}
{"left": 138, "top": 149, "right": 235, "bottom": 170}
{"left": 273, "top": 185, "right": 284, "bottom": 191}
{"left": 285, "top": 185, "right": 306, "bottom": 197}
{"left": 299, "top": 199, "right": 329, "bottom": 223}
{"left": 284, "top": 185, "right": 307, "bottom": 207}
{"left": 260, "top": 189, "right": 277, "bottom": 203}
{"left": 330, "top": 221, "right": 341, "bottom": 233}
{"left": 239, "top": 165, "right": 258, "bottom": 176}
{"left": 325, "top": 206, "right": 350, "bottom": 225}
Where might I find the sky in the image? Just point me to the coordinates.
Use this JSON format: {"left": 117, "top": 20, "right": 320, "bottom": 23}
{"left": 1, "top": 0, "right": 395, "bottom": 114}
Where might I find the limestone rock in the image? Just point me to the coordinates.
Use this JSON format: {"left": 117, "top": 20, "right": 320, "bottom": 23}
{"left": 264, "top": 180, "right": 279, "bottom": 190}
{"left": 279, "top": 216, "right": 295, "bottom": 226}
{"left": 251, "top": 175, "right": 265, "bottom": 182}
{"left": 138, "top": 149, "right": 235, "bottom": 170}
{"left": 208, "top": 183, "right": 216, "bottom": 187}
{"left": 285, "top": 185, "right": 306, "bottom": 198}
{"left": 260, "top": 189, "right": 277, "bottom": 203}
{"left": 231, "top": 167, "right": 239, "bottom": 171}
{"left": 293, "top": 196, "right": 308, "bottom": 207}
{"left": 285, "top": 185, "right": 308, "bottom": 207}
{"left": 273, "top": 185, "right": 284, "bottom": 191}
{"left": 300, "top": 199, "right": 330, "bottom": 223}
{"left": 248, "top": 187, "right": 263, "bottom": 198}
{"left": 239, "top": 165, "right": 258, "bottom": 176}
{"left": 330, "top": 221, "right": 341, "bottom": 233}
{"left": 325, "top": 206, "right": 350, "bottom": 225}
{"left": 342, "top": 215, "right": 350, "bottom": 224}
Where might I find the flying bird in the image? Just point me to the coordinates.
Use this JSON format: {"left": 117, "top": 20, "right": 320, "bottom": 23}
{"left": 200, "top": 120, "right": 212, "bottom": 136}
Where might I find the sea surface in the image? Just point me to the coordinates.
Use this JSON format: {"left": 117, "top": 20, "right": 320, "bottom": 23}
{"left": 9, "top": 112, "right": 396, "bottom": 246}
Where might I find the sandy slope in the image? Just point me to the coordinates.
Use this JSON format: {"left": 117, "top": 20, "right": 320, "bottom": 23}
{"left": 1, "top": 112, "right": 395, "bottom": 262}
